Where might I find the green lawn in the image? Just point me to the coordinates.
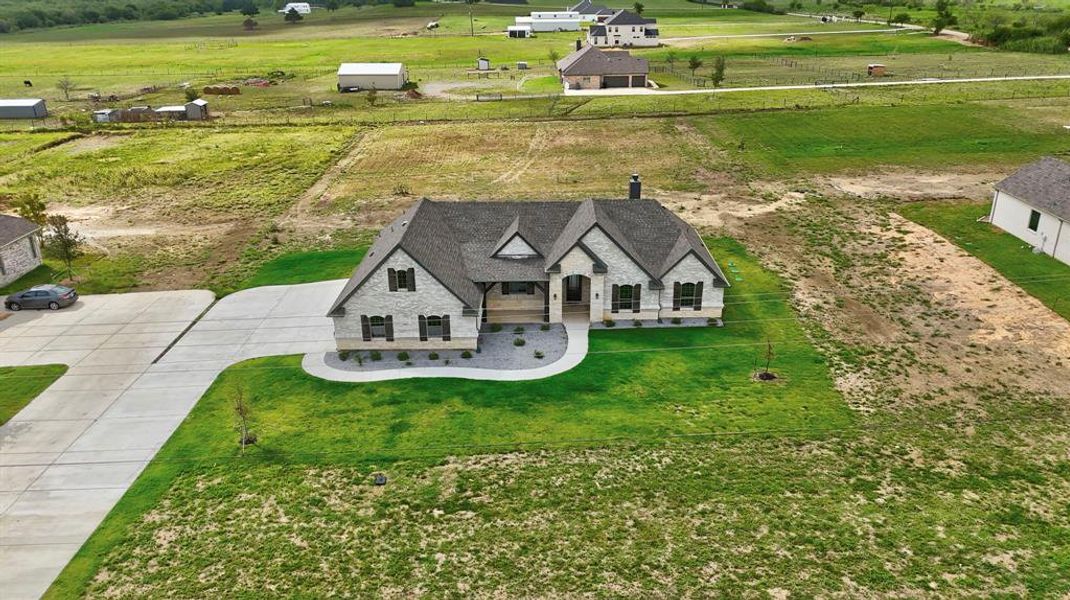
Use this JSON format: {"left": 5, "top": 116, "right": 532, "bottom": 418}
{"left": 691, "top": 103, "right": 1070, "bottom": 176}
{"left": 899, "top": 200, "right": 1070, "bottom": 322}
{"left": 0, "top": 256, "right": 144, "bottom": 296}
{"left": 234, "top": 247, "right": 366, "bottom": 291}
{"left": 0, "top": 364, "right": 66, "bottom": 425}
{"left": 47, "top": 236, "right": 853, "bottom": 597}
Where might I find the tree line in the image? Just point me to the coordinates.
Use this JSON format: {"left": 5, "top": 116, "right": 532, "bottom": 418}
{"left": 0, "top": 0, "right": 405, "bottom": 34}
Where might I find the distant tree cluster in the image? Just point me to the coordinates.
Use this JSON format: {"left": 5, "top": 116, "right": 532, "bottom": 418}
{"left": 0, "top": 0, "right": 405, "bottom": 34}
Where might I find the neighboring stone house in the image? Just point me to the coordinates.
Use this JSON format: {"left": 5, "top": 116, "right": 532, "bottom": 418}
{"left": 556, "top": 44, "right": 649, "bottom": 90}
{"left": 587, "top": 10, "right": 659, "bottom": 47}
{"left": 989, "top": 156, "right": 1070, "bottom": 266}
{"left": 0, "top": 214, "right": 43, "bottom": 287}
{"left": 327, "top": 178, "right": 730, "bottom": 351}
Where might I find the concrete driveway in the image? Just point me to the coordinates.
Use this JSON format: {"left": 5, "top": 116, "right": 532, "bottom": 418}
{"left": 0, "top": 280, "right": 343, "bottom": 599}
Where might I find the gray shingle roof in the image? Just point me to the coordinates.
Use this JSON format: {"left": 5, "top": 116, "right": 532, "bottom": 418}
{"left": 557, "top": 45, "right": 648, "bottom": 77}
{"left": 995, "top": 156, "right": 1070, "bottom": 221}
{"left": 328, "top": 199, "right": 729, "bottom": 316}
{"left": 569, "top": 0, "right": 610, "bottom": 13}
{"left": 0, "top": 214, "right": 39, "bottom": 247}
{"left": 589, "top": 24, "right": 607, "bottom": 36}
{"left": 604, "top": 9, "right": 655, "bottom": 25}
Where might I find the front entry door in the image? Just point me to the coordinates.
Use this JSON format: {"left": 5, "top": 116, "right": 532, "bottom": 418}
{"left": 564, "top": 275, "right": 582, "bottom": 302}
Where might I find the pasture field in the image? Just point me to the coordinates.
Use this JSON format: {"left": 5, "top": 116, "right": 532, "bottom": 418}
{"left": 691, "top": 102, "right": 1070, "bottom": 176}
{"left": 0, "top": 364, "right": 66, "bottom": 425}
{"left": 317, "top": 119, "right": 711, "bottom": 211}
{"left": 899, "top": 200, "right": 1070, "bottom": 322}
{"left": 0, "top": 127, "right": 357, "bottom": 218}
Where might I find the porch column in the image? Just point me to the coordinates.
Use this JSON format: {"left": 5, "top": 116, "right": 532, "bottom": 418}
{"left": 589, "top": 272, "right": 605, "bottom": 323}
{"left": 549, "top": 273, "right": 563, "bottom": 323}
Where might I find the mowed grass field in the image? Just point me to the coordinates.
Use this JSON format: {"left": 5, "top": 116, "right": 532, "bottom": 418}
{"left": 0, "top": 127, "right": 357, "bottom": 219}
{"left": 322, "top": 119, "right": 711, "bottom": 211}
{"left": 0, "top": 364, "right": 66, "bottom": 425}
{"left": 899, "top": 200, "right": 1070, "bottom": 322}
{"left": 692, "top": 102, "right": 1070, "bottom": 176}
{"left": 48, "top": 237, "right": 855, "bottom": 597}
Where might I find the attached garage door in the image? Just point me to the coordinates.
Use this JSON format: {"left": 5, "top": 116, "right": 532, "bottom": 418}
{"left": 603, "top": 75, "right": 631, "bottom": 88}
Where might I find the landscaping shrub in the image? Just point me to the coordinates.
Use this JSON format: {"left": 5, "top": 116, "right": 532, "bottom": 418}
{"left": 490, "top": 323, "right": 502, "bottom": 333}
{"left": 370, "top": 351, "right": 382, "bottom": 361}
{"left": 603, "top": 319, "right": 616, "bottom": 327}
{"left": 513, "top": 326, "right": 525, "bottom": 334}
{"left": 513, "top": 338, "right": 526, "bottom": 347}
{"left": 671, "top": 317, "right": 682, "bottom": 325}
{"left": 461, "top": 350, "right": 473, "bottom": 359}
{"left": 428, "top": 352, "right": 439, "bottom": 360}
{"left": 534, "top": 350, "right": 545, "bottom": 359}
{"left": 397, "top": 351, "right": 410, "bottom": 361}
{"left": 338, "top": 350, "right": 350, "bottom": 361}
{"left": 540, "top": 324, "right": 550, "bottom": 331}
{"left": 633, "top": 320, "right": 642, "bottom": 327}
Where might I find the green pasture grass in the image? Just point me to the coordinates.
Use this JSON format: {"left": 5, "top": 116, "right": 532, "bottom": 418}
{"left": 47, "top": 236, "right": 854, "bottom": 597}
{"left": 899, "top": 200, "right": 1070, "bottom": 322}
{"left": 688, "top": 102, "right": 1070, "bottom": 176}
{"left": 0, "top": 364, "right": 66, "bottom": 425}
{"left": 0, "top": 126, "right": 357, "bottom": 219}
{"left": 0, "top": 254, "right": 145, "bottom": 295}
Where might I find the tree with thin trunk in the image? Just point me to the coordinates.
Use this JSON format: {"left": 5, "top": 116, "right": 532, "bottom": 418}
{"left": 44, "top": 214, "right": 83, "bottom": 280}
{"left": 548, "top": 48, "right": 560, "bottom": 64}
{"left": 666, "top": 50, "right": 677, "bottom": 70}
{"left": 687, "top": 55, "right": 703, "bottom": 77}
{"left": 240, "top": 0, "right": 259, "bottom": 16}
{"left": 56, "top": 77, "right": 76, "bottom": 101}
{"left": 12, "top": 193, "right": 47, "bottom": 226}
{"left": 233, "top": 383, "right": 256, "bottom": 454}
{"left": 633, "top": 2, "right": 644, "bottom": 14}
{"left": 710, "top": 55, "right": 726, "bottom": 87}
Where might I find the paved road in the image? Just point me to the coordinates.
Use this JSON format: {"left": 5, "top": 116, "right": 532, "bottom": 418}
{"left": 565, "top": 74, "right": 1070, "bottom": 96}
{"left": 0, "top": 281, "right": 341, "bottom": 599}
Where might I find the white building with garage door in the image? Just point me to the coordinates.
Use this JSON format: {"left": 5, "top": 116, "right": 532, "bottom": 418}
{"left": 988, "top": 156, "right": 1070, "bottom": 266}
{"left": 337, "top": 63, "right": 408, "bottom": 92}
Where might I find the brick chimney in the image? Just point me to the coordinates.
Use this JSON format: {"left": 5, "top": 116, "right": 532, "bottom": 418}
{"left": 628, "top": 174, "right": 641, "bottom": 199}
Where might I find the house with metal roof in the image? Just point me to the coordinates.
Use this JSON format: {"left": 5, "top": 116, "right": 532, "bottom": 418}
{"left": 0, "top": 214, "right": 43, "bottom": 287}
{"left": 337, "top": 63, "right": 408, "bottom": 91}
{"left": 587, "top": 10, "right": 659, "bottom": 47}
{"left": 989, "top": 156, "right": 1070, "bottom": 266}
{"left": 556, "top": 43, "right": 649, "bottom": 90}
{"left": 327, "top": 177, "right": 729, "bottom": 350}
{"left": 0, "top": 99, "right": 47, "bottom": 120}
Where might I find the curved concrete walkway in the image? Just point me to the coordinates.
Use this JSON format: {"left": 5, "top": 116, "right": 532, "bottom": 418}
{"left": 302, "top": 318, "right": 590, "bottom": 383}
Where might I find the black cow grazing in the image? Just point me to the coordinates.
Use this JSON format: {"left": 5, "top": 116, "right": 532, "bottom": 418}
{"left": 23, "top": 80, "right": 33, "bottom": 87}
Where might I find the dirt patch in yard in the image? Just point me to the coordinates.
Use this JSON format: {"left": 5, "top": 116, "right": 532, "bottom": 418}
{"left": 824, "top": 170, "right": 1000, "bottom": 200}
{"left": 61, "top": 133, "right": 128, "bottom": 155}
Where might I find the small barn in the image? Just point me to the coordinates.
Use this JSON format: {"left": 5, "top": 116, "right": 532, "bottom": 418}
{"left": 0, "top": 99, "right": 47, "bottom": 119}
{"left": 477, "top": 57, "right": 491, "bottom": 71}
{"left": 337, "top": 63, "right": 408, "bottom": 92}
{"left": 186, "top": 99, "right": 209, "bottom": 120}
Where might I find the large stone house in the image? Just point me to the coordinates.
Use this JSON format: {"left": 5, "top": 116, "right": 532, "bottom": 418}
{"left": 0, "top": 214, "right": 43, "bottom": 287}
{"left": 989, "top": 156, "right": 1070, "bottom": 266}
{"left": 587, "top": 10, "right": 659, "bottom": 47}
{"left": 328, "top": 179, "right": 729, "bottom": 350}
{"left": 557, "top": 44, "right": 649, "bottom": 90}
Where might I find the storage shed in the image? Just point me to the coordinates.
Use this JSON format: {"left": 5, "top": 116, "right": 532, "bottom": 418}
{"left": 0, "top": 98, "right": 47, "bottom": 119}
{"left": 508, "top": 25, "right": 533, "bottom": 38}
{"left": 337, "top": 63, "right": 408, "bottom": 91}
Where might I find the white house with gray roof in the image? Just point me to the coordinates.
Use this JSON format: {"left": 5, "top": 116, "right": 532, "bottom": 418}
{"left": 0, "top": 214, "right": 43, "bottom": 286}
{"left": 327, "top": 178, "right": 729, "bottom": 351}
{"left": 587, "top": 10, "right": 659, "bottom": 47}
{"left": 989, "top": 156, "right": 1070, "bottom": 266}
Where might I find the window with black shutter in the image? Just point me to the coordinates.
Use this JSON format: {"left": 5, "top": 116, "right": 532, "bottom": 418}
{"left": 369, "top": 316, "right": 387, "bottom": 338}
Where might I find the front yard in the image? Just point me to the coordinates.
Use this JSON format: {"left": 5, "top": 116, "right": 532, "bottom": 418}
{"left": 49, "top": 237, "right": 854, "bottom": 597}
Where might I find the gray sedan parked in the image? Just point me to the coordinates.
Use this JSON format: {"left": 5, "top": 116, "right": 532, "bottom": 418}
{"left": 4, "top": 284, "right": 78, "bottom": 311}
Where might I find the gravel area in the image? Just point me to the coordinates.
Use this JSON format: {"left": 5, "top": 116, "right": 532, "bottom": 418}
{"left": 590, "top": 317, "right": 720, "bottom": 330}
{"left": 324, "top": 323, "right": 569, "bottom": 372}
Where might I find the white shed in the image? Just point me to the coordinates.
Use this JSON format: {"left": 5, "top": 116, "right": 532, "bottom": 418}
{"left": 507, "top": 25, "right": 533, "bottom": 38}
{"left": 0, "top": 98, "right": 47, "bottom": 119}
{"left": 337, "top": 63, "right": 408, "bottom": 91}
{"left": 278, "top": 2, "right": 311, "bottom": 14}
{"left": 989, "top": 156, "right": 1070, "bottom": 266}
